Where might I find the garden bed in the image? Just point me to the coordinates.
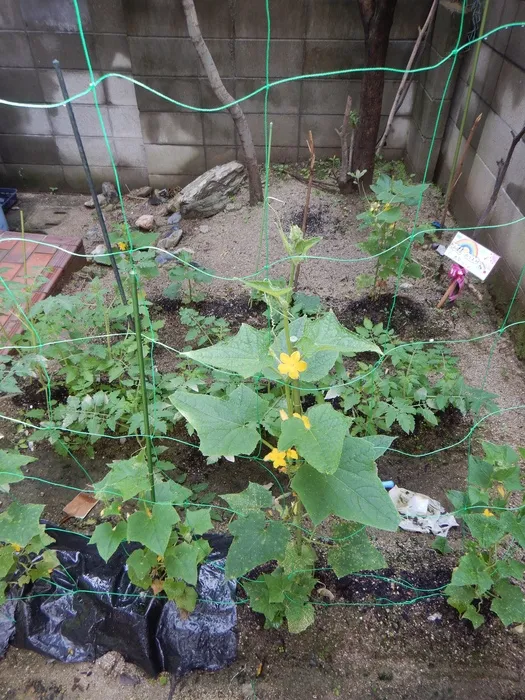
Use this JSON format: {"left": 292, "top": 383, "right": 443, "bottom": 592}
{"left": 1, "top": 171, "right": 525, "bottom": 698}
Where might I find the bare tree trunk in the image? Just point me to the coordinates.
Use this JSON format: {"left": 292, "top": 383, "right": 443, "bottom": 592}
{"left": 376, "top": 0, "right": 438, "bottom": 154}
{"left": 352, "top": 0, "right": 398, "bottom": 188}
{"left": 181, "top": 0, "right": 263, "bottom": 204}
{"left": 336, "top": 96, "right": 354, "bottom": 193}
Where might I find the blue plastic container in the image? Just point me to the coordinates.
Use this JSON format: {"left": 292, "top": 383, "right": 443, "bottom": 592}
{"left": 0, "top": 207, "right": 8, "bottom": 231}
{"left": 0, "top": 188, "right": 17, "bottom": 213}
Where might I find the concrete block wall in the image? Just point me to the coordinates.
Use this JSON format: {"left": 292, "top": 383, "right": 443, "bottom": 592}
{"left": 0, "top": 0, "right": 431, "bottom": 191}
{"left": 434, "top": 0, "right": 525, "bottom": 355}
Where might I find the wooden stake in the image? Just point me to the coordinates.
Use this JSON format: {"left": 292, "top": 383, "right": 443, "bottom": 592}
{"left": 437, "top": 279, "right": 458, "bottom": 309}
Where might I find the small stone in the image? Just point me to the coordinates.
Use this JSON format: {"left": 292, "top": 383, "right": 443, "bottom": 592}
{"left": 89, "top": 244, "right": 112, "bottom": 266}
{"left": 130, "top": 185, "right": 152, "bottom": 198}
{"left": 399, "top": 282, "right": 413, "bottom": 289}
{"left": 135, "top": 214, "right": 155, "bottom": 231}
{"left": 84, "top": 194, "right": 106, "bottom": 209}
{"left": 148, "top": 195, "right": 163, "bottom": 206}
{"left": 167, "top": 212, "right": 182, "bottom": 225}
{"left": 427, "top": 612, "right": 442, "bottom": 622}
{"left": 157, "top": 229, "right": 183, "bottom": 250}
{"left": 101, "top": 181, "right": 118, "bottom": 204}
{"left": 199, "top": 224, "right": 210, "bottom": 234}
{"left": 225, "top": 200, "right": 242, "bottom": 212}
{"left": 96, "top": 651, "right": 126, "bottom": 677}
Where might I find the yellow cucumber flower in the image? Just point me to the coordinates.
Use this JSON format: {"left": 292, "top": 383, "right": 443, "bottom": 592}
{"left": 497, "top": 485, "right": 505, "bottom": 498}
{"left": 482, "top": 508, "right": 495, "bottom": 518}
{"left": 264, "top": 448, "right": 287, "bottom": 469}
{"left": 293, "top": 412, "right": 311, "bottom": 430}
{"left": 278, "top": 351, "right": 307, "bottom": 380}
{"left": 280, "top": 409, "right": 289, "bottom": 421}
{"left": 286, "top": 449, "right": 298, "bottom": 460}
{"left": 117, "top": 241, "right": 128, "bottom": 251}
{"left": 12, "top": 544, "right": 22, "bottom": 552}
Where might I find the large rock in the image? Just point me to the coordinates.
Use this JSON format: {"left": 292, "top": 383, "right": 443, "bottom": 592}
{"left": 167, "top": 161, "right": 246, "bottom": 218}
{"left": 135, "top": 214, "right": 156, "bottom": 231}
{"left": 102, "top": 181, "right": 118, "bottom": 204}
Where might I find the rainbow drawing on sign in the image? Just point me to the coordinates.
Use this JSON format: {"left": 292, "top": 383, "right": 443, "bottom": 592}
{"left": 444, "top": 232, "right": 499, "bottom": 282}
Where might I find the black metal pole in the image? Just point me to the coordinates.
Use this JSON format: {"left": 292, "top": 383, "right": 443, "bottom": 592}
{"left": 52, "top": 59, "right": 127, "bottom": 306}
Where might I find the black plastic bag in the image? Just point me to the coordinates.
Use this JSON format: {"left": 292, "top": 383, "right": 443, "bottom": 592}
{"left": 4, "top": 529, "right": 236, "bottom": 676}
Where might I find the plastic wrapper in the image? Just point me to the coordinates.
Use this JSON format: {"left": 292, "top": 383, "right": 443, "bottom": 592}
{"left": 0, "top": 529, "right": 236, "bottom": 676}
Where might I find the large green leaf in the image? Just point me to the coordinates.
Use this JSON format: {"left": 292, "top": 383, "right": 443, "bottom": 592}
{"left": 327, "top": 523, "right": 387, "bottom": 577}
{"left": 300, "top": 311, "right": 382, "bottom": 356}
{"left": 127, "top": 504, "right": 179, "bottom": 556}
{"left": 222, "top": 482, "right": 273, "bottom": 517}
{"left": 464, "top": 513, "right": 506, "bottom": 549}
{"left": 170, "top": 385, "right": 268, "bottom": 457}
{"left": 285, "top": 600, "right": 315, "bottom": 634}
{"left": 185, "top": 508, "right": 213, "bottom": 536}
{"left": 183, "top": 324, "right": 271, "bottom": 378}
{"left": 225, "top": 512, "right": 291, "bottom": 578}
{"left": 164, "top": 578, "right": 198, "bottom": 612}
{"left": 93, "top": 455, "right": 150, "bottom": 501}
{"left": 0, "top": 450, "right": 36, "bottom": 493}
{"left": 291, "top": 436, "right": 399, "bottom": 529}
{"left": 278, "top": 404, "right": 350, "bottom": 475}
{"left": 0, "top": 503, "right": 44, "bottom": 547}
{"left": 450, "top": 552, "right": 493, "bottom": 596}
{"left": 491, "top": 580, "right": 525, "bottom": 626}
{"left": 0, "top": 546, "right": 15, "bottom": 578}
{"left": 89, "top": 521, "right": 127, "bottom": 562}
{"left": 126, "top": 548, "right": 156, "bottom": 589}
{"left": 165, "top": 541, "right": 200, "bottom": 586}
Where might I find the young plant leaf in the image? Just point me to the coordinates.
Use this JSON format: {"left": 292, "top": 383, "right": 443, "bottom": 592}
{"left": 93, "top": 455, "right": 150, "bottom": 501}
{"left": 170, "top": 385, "right": 268, "bottom": 457}
{"left": 0, "top": 450, "right": 36, "bottom": 493}
{"left": 327, "top": 523, "right": 387, "bottom": 577}
{"left": 225, "top": 512, "right": 291, "bottom": 579}
{"left": 491, "top": 580, "right": 525, "bottom": 626}
{"left": 185, "top": 508, "right": 213, "bottom": 536}
{"left": 165, "top": 541, "right": 200, "bottom": 586}
{"left": 278, "top": 404, "right": 350, "bottom": 475}
{"left": 291, "top": 437, "right": 399, "bottom": 530}
{"left": 89, "top": 521, "right": 127, "bottom": 562}
{"left": 222, "top": 482, "right": 273, "bottom": 517}
{"left": 127, "top": 504, "right": 180, "bottom": 557}
{"left": 0, "top": 503, "right": 44, "bottom": 547}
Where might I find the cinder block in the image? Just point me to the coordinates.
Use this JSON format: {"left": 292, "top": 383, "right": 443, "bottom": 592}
{"left": 237, "top": 0, "right": 306, "bottom": 38}
{"left": 49, "top": 104, "right": 112, "bottom": 137}
{"left": 202, "top": 114, "right": 235, "bottom": 145}
{"left": 56, "top": 135, "right": 113, "bottom": 166}
{"left": 462, "top": 152, "right": 496, "bottom": 215}
{"left": 200, "top": 79, "right": 236, "bottom": 110}
{"left": 88, "top": 0, "right": 125, "bottom": 34}
{"left": 149, "top": 174, "right": 194, "bottom": 189}
{"left": 379, "top": 116, "right": 411, "bottom": 151}
{"left": 140, "top": 112, "right": 203, "bottom": 145}
{"left": 431, "top": 0, "right": 471, "bottom": 58}
{"left": 1, "top": 164, "right": 66, "bottom": 190}
{"left": 144, "top": 145, "right": 205, "bottom": 175}
{"left": 201, "top": 40, "right": 234, "bottom": 78}
{"left": 0, "top": 0, "right": 25, "bottom": 29}
{"left": 413, "top": 83, "right": 451, "bottom": 140}
{"left": 459, "top": 41, "right": 503, "bottom": 106}
{"left": 301, "top": 81, "right": 356, "bottom": 116}
{"left": 256, "top": 146, "right": 300, "bottom": 164}
{"left": 113, "top": 138, "right": 147, "bottom": 168}
{"left": 390, "top": 0, "right": 434, "bottom": 40}
{"left": 20, "top": 0, "right": 91, "bottom": 32}
{"left": 124, "top": 0, "right": 231, "bottom": 38}
{"left": 472, "top": 111, "right": 508, "bottom": 178}
{"left": 506, "top": 3, "right": 525, "bottom": 71}
{"left": 485, "top": 0, "right": 520, "bottom": 54}
{"left": 205, "top": 146, "right": 238, "bottom": 169}
{"left": 0, "top": 68, "right": 45, "bottom": 103}
{"left": 245, "top": 114, "right": 299, "bottom": 147}
{"left": 299, "top": 114, "right": 343, "bottom": 148}
{"left": 39, "top": 70, "right": 105, "bottom": 105}
{"left": 492, "top": 59, "right": 525, "bottom": 134}
{"left": 297, "top": 145, "right": 338, "bottom": 162}
{"left": 94, "top": 34, "right": 131, "bottom": 71}
{"left": 0, "top": 106, "right": 52, "bottom": 135}
{"left": 108, "top": 106, "right": 142, "bottom": 138}
{"left": 405, "top": 125, "right": 442, "bottom": 180}
{"left": 0, "top": 134, "right": 60, "bottom": 164}
{"left": 236, "top": 40, "right": 303, "bottom": 78}
{"left": 29, "top": 32, "right": 99, "bottom": 70}
{"left": 304, "top": 40, "right": 364, "bottom": 75}
{"left": 0, "top": 33, "right": 34, "bottom": 68}
{"left": 103, "top": 75, "right": 138, "bottom": 106}
{"left": 421, "top": 47, "right": 460, "bottom": 101}
{"left": 63, "top": 165, "right": 148, "bottom": 191}
{"left": 236, "top": 78, "right": 300, "bottom": 114}
{"left": 129, "top": 37, "right": 200, "bottom": 76}
{"left": 134, "top": 76, "right": 202, "bottom": 112}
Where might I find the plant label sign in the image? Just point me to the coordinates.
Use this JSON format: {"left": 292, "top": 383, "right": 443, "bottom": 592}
{"left": 444, "top": 232, "right": 499, "bottom": 281}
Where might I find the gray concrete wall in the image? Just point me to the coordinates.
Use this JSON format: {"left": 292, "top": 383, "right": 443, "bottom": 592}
{"left": 0, "top": 0, "right": 432, "bottom": 191}
{"left": 434, "top": 0, "right": 525, "bottom": 354}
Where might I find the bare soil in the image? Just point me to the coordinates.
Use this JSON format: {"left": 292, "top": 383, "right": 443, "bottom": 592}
{"left": 1, "top": 171, "right": 525, "bottom": 699}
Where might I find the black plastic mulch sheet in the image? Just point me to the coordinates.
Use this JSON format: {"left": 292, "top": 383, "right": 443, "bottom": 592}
{"left": 0, "top": 529, "right": 237, "bottom": 676}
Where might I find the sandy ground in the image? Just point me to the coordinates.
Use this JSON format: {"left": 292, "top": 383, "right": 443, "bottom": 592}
{"left": 1, "top": 171, "right": 525, "bottom": 698}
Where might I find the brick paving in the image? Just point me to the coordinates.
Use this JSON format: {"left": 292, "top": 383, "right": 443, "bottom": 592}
{"left": 0, "top": 232, "right": 85, "bottom": 343}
